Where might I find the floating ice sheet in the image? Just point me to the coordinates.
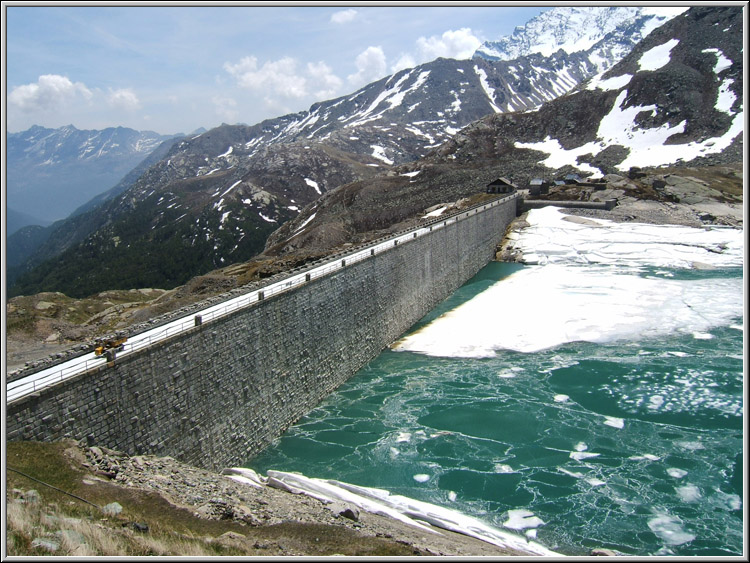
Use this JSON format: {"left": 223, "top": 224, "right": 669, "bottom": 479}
{"left": 393, "top": 208, "right": 743, "bottom": 356}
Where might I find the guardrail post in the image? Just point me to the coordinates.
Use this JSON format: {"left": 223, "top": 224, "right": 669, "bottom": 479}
{"left": 258, "top": 291, "right": 264, "bottom": 301}
{"left": 194, "top": 315, "right": 202, "bottom": 327}
{"left": 341, "top": 259, "right": 346, "bottom": 267}
{"left": 306, "top": 273, "right": 311, "bottom": 282}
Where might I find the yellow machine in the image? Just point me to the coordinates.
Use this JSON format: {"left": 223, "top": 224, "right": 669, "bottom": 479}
{"left": 94, "top": 337, "right": 127, "bottom": 358}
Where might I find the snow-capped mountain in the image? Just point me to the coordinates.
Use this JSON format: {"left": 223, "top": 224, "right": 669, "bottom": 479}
{"left": 474, "top": 7, "right": 685, "bottom": 70}
{"left": 7, "top": 125, "right": 181, "bottom": 225}
{"left": 265, "top": 6, "right": 742, "bottom": 259}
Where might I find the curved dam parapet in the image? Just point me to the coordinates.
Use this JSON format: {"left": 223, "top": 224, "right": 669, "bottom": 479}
{"left": 7, "top": 194, "right": 519, "bottom": 470}
{"left": 520, "top": 198, "right": 617, "bottom": 211}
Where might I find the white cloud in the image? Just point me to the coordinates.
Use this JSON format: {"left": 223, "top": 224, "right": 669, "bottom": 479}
{"left": 390, "top": 28, "right": 483, "bottom": 74}
{"left": 224, "top": 55, "right": 309, "bottom": 99}
{"left": 416, "top": 28, "right": 482, "bottom": 61}
{"left": 306, "top": 61, "right": 343, "bottom": 99}
{"left": 8, "top": 74, "right": 92, "bottom": 112}
{"left": 391, "top": 53, "right": 417, "bottom": 74}
{"left": 224, "top": 55, "right": 345, "bottom": 110}
{"left": 347, "top": 46, "right": 387, "bottom": 87}
{"left": 107, "top": 88, "right": 141, "bottom": 111}
{"left": 212, "top": 95, "right": 239, "bottom": 122}
{"left": 331, "top": 9, "right": 357, "bottom": 24}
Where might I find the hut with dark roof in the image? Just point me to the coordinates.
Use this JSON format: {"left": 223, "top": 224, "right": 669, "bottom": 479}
{"left": 486, "top": 177, "right": 518, "bottom": 194}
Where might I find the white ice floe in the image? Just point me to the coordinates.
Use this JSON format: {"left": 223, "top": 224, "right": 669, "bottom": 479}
{"left": 647, "top": 512, "right": 695, "bottom": 546}
{"left": 675, "top": 484, "right": 702, "bottom": 502}
{"left": 503, "top": 509, "right": 545, "bottom": 530}
{"left": 630, "top": 454, "right": 660, "bottom": 461}
{"left": 570, "top": 452, "right": 600, "bottom": 461}
{"left": 667, "top": 468, "right": 688, "bottom": 478}
{"left": 603, "top": 416, "right": 625, "bottom": 429}
{"left": 494, "top": 463, "right": 515, "bottom": 474}
{"left": 393, "top": 207, "right": 742, "bottom": 356}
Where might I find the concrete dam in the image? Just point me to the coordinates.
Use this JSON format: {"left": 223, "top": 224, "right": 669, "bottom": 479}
{"left": 7, "top": 193, "right": 519, "bottom": 470}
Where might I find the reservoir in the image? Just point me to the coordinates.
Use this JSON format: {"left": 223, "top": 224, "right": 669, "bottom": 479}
{"left": 247, "top": 209, "right": 744, "bottom": 556}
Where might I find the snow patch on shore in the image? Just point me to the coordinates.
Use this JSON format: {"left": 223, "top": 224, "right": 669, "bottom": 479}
{"left": 226, "top": 469, "right": 561, "bottom": 556}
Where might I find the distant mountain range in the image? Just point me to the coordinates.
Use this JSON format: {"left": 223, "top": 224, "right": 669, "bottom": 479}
{"left": 6, "top": 125, "right": 183, "bottom": 229}
{"left": 10, "top": 6, "right": 719, "bottom": 299}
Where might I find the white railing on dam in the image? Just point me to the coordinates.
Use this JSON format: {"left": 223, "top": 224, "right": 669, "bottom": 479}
{"left": 7, "top": 193, "right": 518, "bottom": 403}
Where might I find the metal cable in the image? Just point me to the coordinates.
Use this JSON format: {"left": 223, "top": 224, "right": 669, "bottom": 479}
{"left": 7, "top": 465, "right": 103, "bottom": 510}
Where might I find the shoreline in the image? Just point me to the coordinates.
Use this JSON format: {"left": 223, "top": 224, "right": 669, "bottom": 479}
{"left": 74, "top": 440, "right": 562, "bottom": 556}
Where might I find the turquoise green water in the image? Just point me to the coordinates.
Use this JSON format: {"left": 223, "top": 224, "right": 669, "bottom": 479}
{"left": 247, "top": 262, "right": 744, "bottom": 556}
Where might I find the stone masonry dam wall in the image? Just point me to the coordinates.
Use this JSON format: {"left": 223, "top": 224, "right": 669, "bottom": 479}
{"left": 7, "top": 195, "right": 519, "bottom": 470}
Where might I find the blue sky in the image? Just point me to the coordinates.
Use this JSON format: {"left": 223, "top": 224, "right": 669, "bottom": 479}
{"left": 5, "top": 4, "right": 548, "bottom": 135}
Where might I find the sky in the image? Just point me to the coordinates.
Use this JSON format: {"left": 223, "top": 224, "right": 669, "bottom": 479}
{"left": 3, "top": 3, "right": 549, "bottom": 135}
